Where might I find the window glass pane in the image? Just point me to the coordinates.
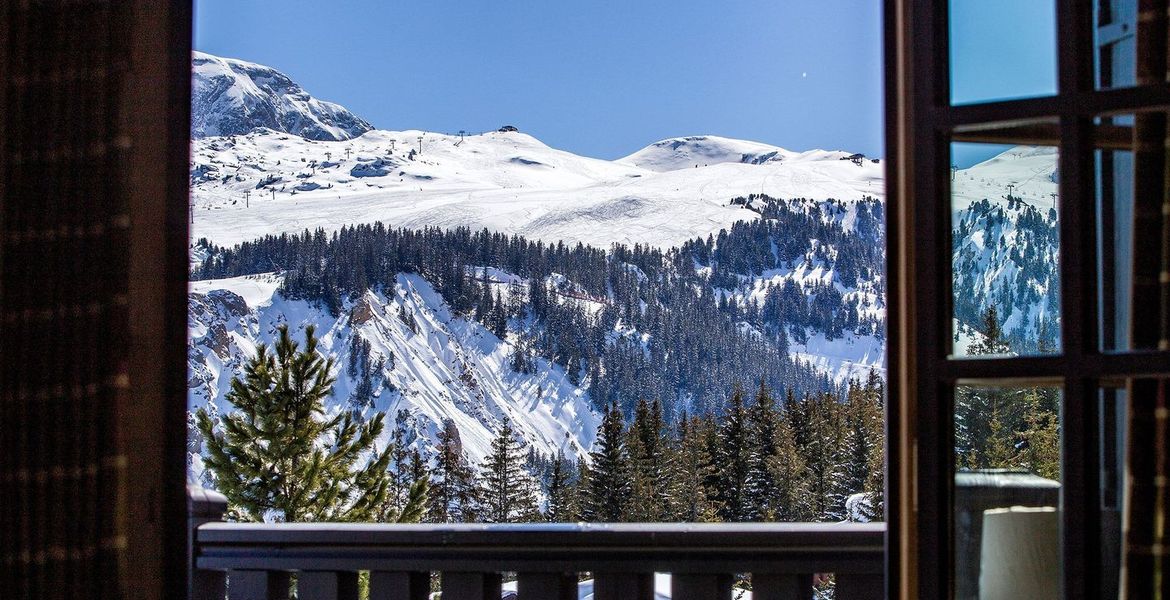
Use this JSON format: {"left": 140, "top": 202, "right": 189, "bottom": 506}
{"left": 1095, "top": 111, "right": 1169, "bottom": 351}
{"left": 1096, "top": 116, "right": 1134, "bottom": 351}
{"left": 1095, "top": 0, "right": 1138, "bottom": 89}
{"left": 949, "top": 0, "right": 1058, "bottom": 105}
{"left": 954, "top": 384, "right": 1062, "bottom": 600}
{"left": 1097, "top": 382, "right": 1127, "bottom": 598}
{"left": 951, "top": 141, "right": 1061, "bottom": 357}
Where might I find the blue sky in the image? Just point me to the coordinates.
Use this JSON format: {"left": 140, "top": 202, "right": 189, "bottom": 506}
{"left": 195, "top": 1, "right": 1055, "bottom": 167}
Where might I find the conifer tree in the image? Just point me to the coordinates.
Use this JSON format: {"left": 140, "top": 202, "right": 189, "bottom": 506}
{"left": 957, "top": 306, "right": 1015, "bottom": 468}
{"left": 767, "top": 402, "right": 812, "bottom": 521}
{"left": 745, "top": 381, "right": 780, "bottom": 520}
{"left": 674, "top": 413, "right": 719, "bottom": 522}
{"left": 713, "top": 385, "right": 752, "bottom": 521}
{"left": 796, "top": 392, "right": 848, "bottom": 521}
{"left": 1016, "top": 389, "right": 1060, "bottom": 480}
{"left": 491, "top": 291, "right": 508, "bottom": 338}
{"left": 582, "top": 403, "right": 631, "bottom": 522}
{"left": 397, "top": 304, "right": 419, "bottom": 334}
{"left": 428, "top": 419, "right": 479, "bottom": 522}
{"left": 842, "top": 374, "right": 884, "bottom": 512}
{"left": 196, "top": 325, "right": 391, "bottom": 522}
{"left": 479, "top": 419, "right": 539, "bottom": 523}
{"left": 970, "top": 305, "right": 1011, "bottom": 355}
{"left": 982, "top": 403, "right": 1016, "bottom": 469}
{"left": 385, "top": 411, "right": 415, "bottom": 515}
{"left": 627, "top": 398, "right": 672, "bottom": 521}
{"left": 378, "top": 411, "right": 431, "bottom": 523}
{"left": 859, "top": 371, "right": 887, "bottom": 522}
{"left": 544, "top": 450, "right": 577, "bottom": 522}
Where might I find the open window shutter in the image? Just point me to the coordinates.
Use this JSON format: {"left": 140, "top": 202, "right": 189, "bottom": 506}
{"left": 0, "top": 3, "right": 192, "bottom": 599}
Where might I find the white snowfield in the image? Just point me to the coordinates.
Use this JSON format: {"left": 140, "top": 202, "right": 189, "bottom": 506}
{"left": 952, "top": 146, "right": 1058, "bottom": 212}
{"left": 188, "top": 272, "right": 598, "bottom": 474}
{"left": 190, "top": 129, "right": 884, "bottom": 249}
{"left": 500, "top": 573, "right": 740, "bottom": 600}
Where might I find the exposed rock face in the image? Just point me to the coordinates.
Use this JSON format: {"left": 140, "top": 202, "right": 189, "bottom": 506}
{"left": 191, "top": 51, "right": 373, "bottom": 141}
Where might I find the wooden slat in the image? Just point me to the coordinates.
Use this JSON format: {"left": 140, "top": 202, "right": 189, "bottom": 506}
{"left": 834, "top": 573, "right": 883, "bottom": 600}
{"left": 297, "top": 571, "right": 359, "bottom": 600}
{"left": 227, "top": 570, "right": 290, "bottom": 600}
{"left": 592, "top": 573, "right": 655, "bottom": 600}
{"left": 516, "top": 572, "right": 577, "bottom": 600}
{"left": 191, "top": 570, "right": 227, "bottom": 600}
{"left": 671, "top": 573, "right": 733, "bottom": 600}
{"left": 195, "top": 522, "right": 882, "bottom": 575}
{"left": 368, "top": 571, "right": 429, "bottom": 600}
{"left": 751, "top": 573, "right": 814, "bottom": 600}
{"left": 440, "top": 572, "right": 501, "bottom": 600}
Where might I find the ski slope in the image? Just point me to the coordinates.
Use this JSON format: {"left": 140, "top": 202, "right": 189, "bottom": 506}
{"left": 190, "top": 129, "right": 884, "bottom": 249}
{"left": 952, "top": 146, "right": 1058, "bottom": 212}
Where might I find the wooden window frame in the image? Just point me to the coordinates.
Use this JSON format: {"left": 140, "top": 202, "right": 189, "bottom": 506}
{"left": 885, "top": 0, "right": 1170, "bottom": 598}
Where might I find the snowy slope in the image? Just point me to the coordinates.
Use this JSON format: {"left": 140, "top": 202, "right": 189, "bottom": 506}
{"left": 502, "top": 573, "right": 715, "bottom": 599}
{"left": 189, "top": 128, "right": 884, "bottom": 249}
{"left": 952, "top": 146, "right": 1058, "bottom": 211}
{"left": 187, "top": 271, "right": 598, "bottom": 483}
{"left": 191, "top": 51, "right": 372, "bottom": 141}
{"left": 951, "top": 146, "right": 1060, "bottom": 354}
{"left": 617, "top": 135, "right": 799, "bottom": 171}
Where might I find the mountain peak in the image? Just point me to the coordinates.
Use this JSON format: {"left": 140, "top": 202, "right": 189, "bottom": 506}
{"left": 617, "top": 135, "right": 797, "bottom": 172}
{"left": 191, "top": 51, "right": 373, "bottom": 141}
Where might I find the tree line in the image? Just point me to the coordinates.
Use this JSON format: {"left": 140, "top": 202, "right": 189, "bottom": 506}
{"left": 195, "top": 325, "right": 886, "bottom": 525}
{"left": 954, "top": 306, "right": 1060, "bottom": 479}
{"left": 193, "top": 195, "right": 885, "bottom": 420}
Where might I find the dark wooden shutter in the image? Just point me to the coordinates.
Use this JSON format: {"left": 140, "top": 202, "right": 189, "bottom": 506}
{"left": 0, "top": 3, "right": 192, "bottom": 599}
{"left": 1125, "top": 1, "right": 1170, "bottom": 597}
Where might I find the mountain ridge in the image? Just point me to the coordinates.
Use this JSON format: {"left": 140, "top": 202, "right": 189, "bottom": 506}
{"left": 186, "top": 53, "right": 1059, "bottom": 484}
{"left": 192, "top": 51, "right": 373, "bottom": 141}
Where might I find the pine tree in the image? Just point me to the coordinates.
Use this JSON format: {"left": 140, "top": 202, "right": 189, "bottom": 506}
{"left": 1016, "top": 389, "right": 1060, "bottom": 480}
{"left": 627, "top": 398, "right": 672, "bottom": 521}
{"left": 582, "top": 403, "right": 631, "bottom": 522}
{"left": 491, "top": 291, "right": 508, "bottom": 338}
{"left": 970, "top": 305, "right": 1011, "bottom": 355}
{"left": 957, "top": 305, "right": 1015, "bottom": 468}
{"left": 195, "top": 325, "right": 391, "bottom": 522}
{"left": 385, "top": 410, "right": 415, "bottom": 515}
{"left": 796, "top": 392, "right": 848, "bottom": 521}
{"left": 479, "top": 420, "right": 539, "bottom": 523}
{"left": 674, "top": 413, "right": 719, "bottom": 522}
{"left": 767, "top": 403, "right": 812, "bottom": 521}
{"left": 859, "top": 371, "right": 886, "bottom": 522}
{"left": 745, "top": 381, "right": 780, "bottom": 520}
{"left": 428, "top": 419, "right": 479, "bottom": 523}
{"left": 982, "top": 403, "right": 1016, "bottom": 469}
{"left": 544, "top": 450, "right": 577, "bottom": 522}
{"left": 713, "top": 385, "right": 752, "bottom": 522}
{"left": 378, "top": 411, "right": 431, "bottom": 523}
{"left": 842, "top": 375, "right": 883, "bottom": 502}
{"left": 397, "top": 304, "right": 419, "bottom": 334}
{"left": 510, "top": 332, "right": 537, "bottom": 375}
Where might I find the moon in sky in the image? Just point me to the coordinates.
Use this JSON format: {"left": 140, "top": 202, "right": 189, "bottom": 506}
{"left": 802, "top": 72, "right": 808, "bottom": 78}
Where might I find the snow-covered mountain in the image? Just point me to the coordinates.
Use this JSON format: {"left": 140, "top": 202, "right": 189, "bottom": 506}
{"left": 191, "top": 52, "right": 372, "bottom": 141}
{"left": 188, "top": 128, "right": 883, "bottom": 249}
{"left": 187, "top": 271, "right": 598, "bottom": 481}
{"left": 951, "top": 146, "right": 1060, "bottom": 354}
{"left": 618, "top": 135, "right": 799, "bottom": 171}
{"left": 186, "top": 54, "right": 1060, "bottom": 483}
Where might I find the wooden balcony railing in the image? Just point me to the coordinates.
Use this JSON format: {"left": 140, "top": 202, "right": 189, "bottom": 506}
{"left": 189, "top": 486, "right": 885, "bottom": 600}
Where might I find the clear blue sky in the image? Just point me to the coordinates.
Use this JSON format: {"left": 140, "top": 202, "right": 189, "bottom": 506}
{"left": 195, "top": 1, "right": 1055, "bottom": 166}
